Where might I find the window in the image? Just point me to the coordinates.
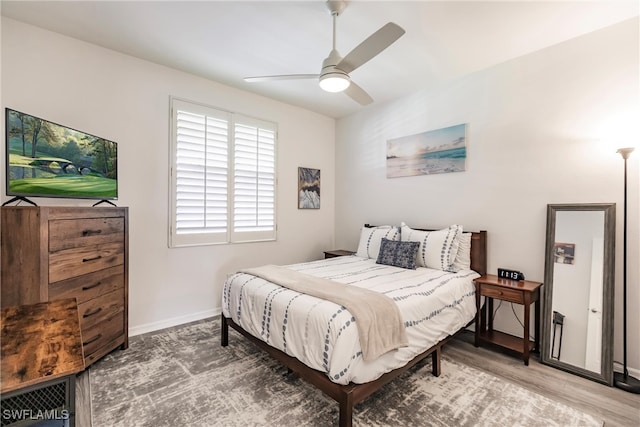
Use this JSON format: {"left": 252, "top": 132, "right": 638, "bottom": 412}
{"left": 169, "top": 98, "right": 277, "bottom": 247}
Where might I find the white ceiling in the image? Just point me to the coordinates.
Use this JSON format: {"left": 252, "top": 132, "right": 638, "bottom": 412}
{"left": 2, "top": 1, "right": 638, "bottom": 118}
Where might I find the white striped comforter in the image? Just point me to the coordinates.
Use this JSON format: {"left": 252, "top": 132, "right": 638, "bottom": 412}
{"left": 222, "top": 255, "right": 478, "bottom": 385}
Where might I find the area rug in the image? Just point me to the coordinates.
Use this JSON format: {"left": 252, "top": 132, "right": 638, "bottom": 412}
{"left": 89, "top": 318, "right": 603, "bottom": 427}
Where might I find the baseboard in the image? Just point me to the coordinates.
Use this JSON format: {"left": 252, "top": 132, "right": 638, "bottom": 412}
{"left": 129, "top": 308, "right": 221, "bottom": 337}
{"left": 614, "top": 362, "right": 640, "bottom": 379}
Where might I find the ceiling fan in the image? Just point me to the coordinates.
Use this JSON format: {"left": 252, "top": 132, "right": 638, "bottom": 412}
{"left": 243, "top": 0, "right": 405, "bottom": 105}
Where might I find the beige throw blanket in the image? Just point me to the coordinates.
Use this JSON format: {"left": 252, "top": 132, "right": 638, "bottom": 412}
{"left": 239, "top": 265, "right": 408, "bottom": 361}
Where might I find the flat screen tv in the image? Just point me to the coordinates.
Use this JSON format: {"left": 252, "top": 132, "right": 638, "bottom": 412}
{"left": 5, "top": 108, "right": 117, "bottom": 202}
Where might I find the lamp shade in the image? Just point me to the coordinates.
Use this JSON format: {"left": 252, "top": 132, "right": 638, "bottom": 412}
{"left": 617, "top": 147, "right": 635, "bottom": 160}
{"left": 319, "top": 73, "right": 351, "bottom": 93}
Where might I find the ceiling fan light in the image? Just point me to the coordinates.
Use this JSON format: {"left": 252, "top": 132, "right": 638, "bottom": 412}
{"left": 319, "top": 73, "right": 351, "bottom": 93}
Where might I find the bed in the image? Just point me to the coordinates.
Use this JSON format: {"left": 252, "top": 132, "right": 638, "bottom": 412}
{"left": 221, "top": 224, "right": 487, "bottom": 426}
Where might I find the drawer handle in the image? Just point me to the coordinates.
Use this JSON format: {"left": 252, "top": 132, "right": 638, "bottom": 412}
{"left": 82, "top": 281, "right": 102, "bottom": 291}
{"left": 82, "top": 229, "right": 103, "bottom": 236}
{"left": 83, "top": 334, "right": 102, "bottom": 346}
{"left": 83, "top": 307, "right": 103, "bottom": 318}
{"left": 82, "top": 255, "right": 102, "bottom": 263}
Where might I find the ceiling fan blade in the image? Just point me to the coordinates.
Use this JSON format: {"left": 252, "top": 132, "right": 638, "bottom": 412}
{"left": 337, "top": 22, "right": 405, "bottom": 74}
{"left": 244, "top": 74, "right": 319, "bottom": 83}
{"left": 344, "top": 81, "right": 373, "bottom": 106}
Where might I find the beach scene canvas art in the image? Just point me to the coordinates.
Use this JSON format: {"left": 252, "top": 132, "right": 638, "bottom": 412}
{"left": 387, "top": 124, "right": 467, "bottom": 178}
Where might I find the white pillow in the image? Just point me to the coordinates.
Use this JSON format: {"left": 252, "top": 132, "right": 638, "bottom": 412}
{"left": 452, "top": 232, "right": 472, "bottom": 271}
{"left": 400, "top": 223, "right": 462, "bottom": 271}
{"left": 355, "top": 226, "right": 399, "bottom": 259}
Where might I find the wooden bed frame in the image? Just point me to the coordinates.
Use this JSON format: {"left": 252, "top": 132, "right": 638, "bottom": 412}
{"left": 221, "top": 229, "right": 487, "bottom": 427}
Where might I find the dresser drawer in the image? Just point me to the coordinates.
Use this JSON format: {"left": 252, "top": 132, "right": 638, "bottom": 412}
{"left": 84, "top": 334, "right": 125, "bottom": 366}
{"left": 82, "top": 311, "right": 124, "bottom": 357}
{"left": 49, "top": 242, "right": 124, "bottom": 283}
{"left": 49, "top": 265, "right": 124, "bottom": 303}
{"left": 481, "top": 284, "right": 523, "bottom": 304}
{"left": 49, "top": 217, "right": 124, "bottom": 252}
{"left": 78, "top": 289, "right": 124, "bottom": 331}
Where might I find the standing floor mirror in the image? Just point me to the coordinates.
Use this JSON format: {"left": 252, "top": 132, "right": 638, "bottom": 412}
{"left": 541, "top": 203, "right": 615, "bottom": 385}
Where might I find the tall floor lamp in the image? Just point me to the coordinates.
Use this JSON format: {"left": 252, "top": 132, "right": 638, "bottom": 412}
{"left": 614, "top": 147, "right": 640, "bottom": 393}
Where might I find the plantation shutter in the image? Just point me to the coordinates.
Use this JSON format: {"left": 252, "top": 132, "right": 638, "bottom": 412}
{"left": 169, "top": 98, "right": 277, "bottom": 247}
{"left": 170, "top": 100, "right": 230, "bottom": 246}
{"left": 232, "top": 117, "right": 276, "bottom": 242}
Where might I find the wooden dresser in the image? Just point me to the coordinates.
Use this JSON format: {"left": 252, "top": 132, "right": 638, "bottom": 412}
{"left": 1, "top": 206, "right": 128, "bottom": 367}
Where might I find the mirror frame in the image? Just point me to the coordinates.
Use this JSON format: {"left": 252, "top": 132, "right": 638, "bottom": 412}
{"left": 540, "top": 203, "right": 615, "bottom": 385}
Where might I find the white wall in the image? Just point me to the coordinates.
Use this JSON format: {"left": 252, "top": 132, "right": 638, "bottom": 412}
{"left": 0, "top": 18, "right": 336, "bottom": 334}
{"left": 335, "top": 18, "right": 640, "bottom": 373}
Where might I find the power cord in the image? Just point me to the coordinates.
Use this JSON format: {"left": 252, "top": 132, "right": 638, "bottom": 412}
{"left": 491, "top": 300, "right": 503, "bottom": 322}
{"left": 491, "top": 300, "right": 536, "bottom": 340}
{"left": 510, "top": 302, "right": 535, "bottom": 342}
{"left": 488, "top": 301, "right": 535, "bottom": 343}
{"left": 511, "top": 303, "right": 524, "bottom": 328}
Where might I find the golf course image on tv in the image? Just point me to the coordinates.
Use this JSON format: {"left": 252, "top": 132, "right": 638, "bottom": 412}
{"left": 5, "top": 108, "right": 117, "bottom": 200}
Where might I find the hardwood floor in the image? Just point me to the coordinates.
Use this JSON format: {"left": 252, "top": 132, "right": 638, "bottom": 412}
{"left": 447, "top": 331, "right": 640, "bottom": 427}
{"left": 75, "top": 330, "right": 639, "bottom": 427}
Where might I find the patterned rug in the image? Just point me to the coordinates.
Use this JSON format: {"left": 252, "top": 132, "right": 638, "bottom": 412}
{"left": 89, "top": 318, "right": 603, "bottom": 427}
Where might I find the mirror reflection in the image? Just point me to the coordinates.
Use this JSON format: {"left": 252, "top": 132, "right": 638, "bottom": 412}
{"left": 541, "top": 204, "right": 615, "bottom": 385}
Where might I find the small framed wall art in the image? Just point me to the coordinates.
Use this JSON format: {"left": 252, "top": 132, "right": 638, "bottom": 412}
{"left": 298, "top": 167, "right": 320, "bottom": 209}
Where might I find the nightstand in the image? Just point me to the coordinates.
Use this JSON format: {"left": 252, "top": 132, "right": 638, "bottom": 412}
{"left": 473, "top": 274, "right": 543, "bottom": 365}
{"left": 324, "top": 249, "right": 355, "bottom": 259}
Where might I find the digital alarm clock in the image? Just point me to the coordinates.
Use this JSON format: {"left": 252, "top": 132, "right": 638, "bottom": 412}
{"left": 497, "top": 268, "right": 525, "bottom": 281}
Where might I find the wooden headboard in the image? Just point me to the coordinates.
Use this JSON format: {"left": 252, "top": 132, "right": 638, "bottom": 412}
{"left": 469, "top": 230, "right": 487, "bottom": 276}
{"left": 364, "top": 224, "right": 487, "bottom": 276}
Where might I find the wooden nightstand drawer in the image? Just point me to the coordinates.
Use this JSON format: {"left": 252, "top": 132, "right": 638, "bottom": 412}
{"left": 49, "top": 217, "right": 124, "bottom": 252}
{"left": 481, "top": 284, "right": 523, "bottom": 304}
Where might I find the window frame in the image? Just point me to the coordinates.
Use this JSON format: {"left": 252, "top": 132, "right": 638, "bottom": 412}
{"left": 169, "top": 97, "right": 277, "bottom": 248}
